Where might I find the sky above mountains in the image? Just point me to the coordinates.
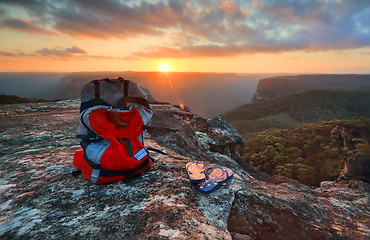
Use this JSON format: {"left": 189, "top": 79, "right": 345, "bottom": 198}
{"left": 0, "top": 0, "right": 369, "bottom": 73}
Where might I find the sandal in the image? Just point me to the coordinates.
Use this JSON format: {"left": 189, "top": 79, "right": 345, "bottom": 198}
{"left": 186, "top": 161, "right": 208, "bottom": 182}
{"left": 197, "top": 166, "right": 233, "bottom": 192}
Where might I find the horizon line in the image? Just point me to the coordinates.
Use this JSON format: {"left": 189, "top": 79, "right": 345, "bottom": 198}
{"left": 0, "top": 70, "right": 370, "bottom": 75}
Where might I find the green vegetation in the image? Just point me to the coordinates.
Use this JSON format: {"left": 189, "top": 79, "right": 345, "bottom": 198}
{"left": 0, "top": 95, "right": 47, "bottom": 105}
{"left": 241, "top": 119, "right": 370, "bottom": 186}
{"left": 225, "top": 79, "right": 370, "bottom": 186}
{"left": 223, "top": 89, "right": 370, "bottom": 135}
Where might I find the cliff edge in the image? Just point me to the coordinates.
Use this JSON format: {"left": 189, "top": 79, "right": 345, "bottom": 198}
{"left": 0, "top": 100, "right": 369, "bottom": 239}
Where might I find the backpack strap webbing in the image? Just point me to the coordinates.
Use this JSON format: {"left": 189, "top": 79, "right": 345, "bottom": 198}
{"left": 122, "top": 80, "right": 129, "bottom": 109}
{"left": 121, "top": 80, "right": 151, "bottom": 109}
{"left": 103, "top": 77, "right": 124, "bottom": 83}
{"left": 71, "top": 158, "right": 151, "bottom": 178}
{"left": 93, "top": 80, "right": 100, "bottom": 103}
{"left": 97, "top": 158, "right": 152, "bottom": 177}
{"left": 117, "top": 138, "right": 134, "bottom": 158}
{"left": 124, "top": 97, "right": 150, "bottom": 109}
{"left": 80, "top": 80, "right": 110, "bottom": 112}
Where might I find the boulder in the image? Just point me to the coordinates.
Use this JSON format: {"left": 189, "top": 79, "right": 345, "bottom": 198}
{"left": 228, "top": 180, "right": 370, "bottom": 240}
{"left": 149, "top": 104, "right": 245, "bottom": 160}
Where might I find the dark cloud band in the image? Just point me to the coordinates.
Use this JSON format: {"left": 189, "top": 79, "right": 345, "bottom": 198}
{"left": 0, "top": 0, "right": 369, "bottom": 58}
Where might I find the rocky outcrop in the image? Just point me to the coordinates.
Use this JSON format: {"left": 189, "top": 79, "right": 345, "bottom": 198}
{"left": 0, "top": 100, "right": 369, "bottom": 239}
{"left": 149, "top": 104, "right": 245, "bottom": 160}
{"left": 331, "top": 124, "right": 370, "bottom": 183}
{"left": 229, "top": 180, "right": 370, "bottom": 240}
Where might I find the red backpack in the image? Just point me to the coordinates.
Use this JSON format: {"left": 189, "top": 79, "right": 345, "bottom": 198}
{"left": 73, "top": 77, "right": 153, "bottom": 184}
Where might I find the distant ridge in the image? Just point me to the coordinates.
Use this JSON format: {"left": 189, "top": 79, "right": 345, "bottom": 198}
{"left": 0, "top": 94, "right": 48, "bottom": 105}
{"left": 252, "top": 74, "right": 370, "bottom": 103}
{"left": 50, "top": 71, "right": 273, "bottom": 117}
{"left": 223, "top": 89, "right": 370, "bottom": 135}
{"left": 0, "top": 72, "right": 65, "bottom": 100}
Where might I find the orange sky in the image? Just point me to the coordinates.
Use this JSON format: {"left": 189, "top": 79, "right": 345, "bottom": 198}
{"left": 0, "top": 0, "right": 369, "bottom": 73}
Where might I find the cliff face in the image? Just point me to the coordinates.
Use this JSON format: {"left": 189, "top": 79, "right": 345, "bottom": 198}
{"left": 223, "top": 89, "right": 370, "bottom": 135}
{"left": 252, "top": 74, "right": 370, "bottom": 103}
{"left": 0, "top": 100, "right": 369, "bottom": 239}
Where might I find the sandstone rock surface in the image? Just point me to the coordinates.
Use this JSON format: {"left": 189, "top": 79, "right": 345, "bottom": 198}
{"left": 0, "top": 100, "right": 369, "bottom": 239}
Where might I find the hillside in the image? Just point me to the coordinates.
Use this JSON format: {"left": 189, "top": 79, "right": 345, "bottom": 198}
{"left": 0, "top": 72, "right": 65, "bottom": 100}
{"left": 222, "top": 89, "right": 370, "bottom": 134}
{"left": 0, "top": 95, "right": 48, "bottom": 105}
{"left": 240, "top": 119, "right": 370, "bottom": 186}
{"left": 252, "top": 74, "right": 370, "bottom": 102}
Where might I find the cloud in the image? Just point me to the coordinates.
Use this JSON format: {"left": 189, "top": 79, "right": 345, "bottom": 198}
{"left": 50, "top": 0, "right": 183, "bottom": 39}
{"left": 35, "top": 46, "right": 87, "bottom": 57}
{"left": 0, "top": 0, "right": 43, "bottom": 7}
{"left": 1, "top": 0, "right": 370, "bottom": 58}
{"left": 1, "top": 0, "right": 252, "bottom": 40}
{"left": 0, "top": 0, "right": 53, "bottom": 20}
{"left": 0, "top": 45, "right": 125, "bottom": 60}
{"left": 127, "top": 43, "right": 306, "bottom": 59}
{"left": 0, "top": 51, "right": 17, "bottom": 57}
{"left": 0, "top": 17, "right": 56, "bottom": 35}
{"left": 0, "top": 46, "right": 87, "bottom": 58}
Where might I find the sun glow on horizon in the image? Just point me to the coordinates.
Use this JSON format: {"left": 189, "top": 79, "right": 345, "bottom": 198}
{"left": 159, "top": 63, "right": 171, "bottom": 72}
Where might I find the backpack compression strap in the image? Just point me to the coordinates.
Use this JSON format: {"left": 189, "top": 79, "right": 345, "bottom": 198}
{"left": 80, "top": 80, "right": 110, "bottom": 112}
{"left": 71, "top": 158, "right": 152, "bottom": 178}
{"left": 122, "top": 79, "right": 150, "bottom": 109}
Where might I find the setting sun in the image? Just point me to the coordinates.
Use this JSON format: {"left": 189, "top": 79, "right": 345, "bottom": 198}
{"left": 159, "top": 63, "right": 171, "bottom": 72}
